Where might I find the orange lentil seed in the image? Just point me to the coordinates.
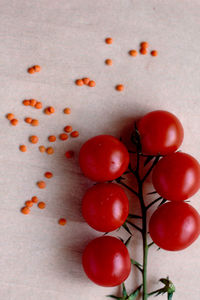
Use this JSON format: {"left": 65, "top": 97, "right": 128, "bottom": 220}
{"left": 35, "top": 101, "right": 42, "bottom": 109}
{"left": 64, "top": 125, "right": 73, "bottom": 133}
{"left": 44, "top": 108, "right": 51, "bottom": 115}
{"left": 44, "top": 172, "right": 53, "bottom": 179}
{"left": 105, "top": 37, "right": 113, "bottom": 44}
{"left": 88, "top": 80, "right": 96, "bottom": 87}
{"left": 23, "top": 99, "right": 30, "bottom": 106}
{"left": 28, "top": 67, "right": 35, "bottom": 74}
{"left": 31, "top": 196, "right": 38, "bottom": 203}
{"left": 31, "top": 119, "right": 39, "bottom": 126}
{"left": 39, "top": 145, "right": 46, "bottom": 153}
{"left": 140, "top": 48, "right": 147, "bottom": 55}
{"left": 6, "top": 113, "right": 14, "bottom": 120}
{"left": 33, "top": 65, "right": 41, "bottom": 72}
{"left": 29, "top": 135, "right": 39, "bottom": 144}
{"left": 65, "top": 150, "right": 74, "bottom": 158}
{"left": 151, "top": 50, "right": 158, "bottom": 57}
{"left": 76, "top": 79, "right": 84, "bottom": 86}
{"left": 38, "top": 202, "right": 46, "bottom": 209}
{"left": 48, "top": 135, "right": 56, "bottom": 142}
{"left": 48, "top": 106, "right": 55, "bottom": 113}
{"left": 64, "top": 107, "right": 71, "bottom": 114}
{"left": 25, "top": 200, "right": 33, "bottom": 208}
{"left": 105, "top": 59, "right": 113, "bottom": 66}
{"left": 70, "top": 131, "right": 79, "bottom": 138}
{"left": 58, "top": 218, "right": 67, "bottom": 226}
{"left": 59, "top": 133, "right": 68, "bottom": 141}
{"left": 116, "top": 84, "right": 124, "bottom": 92}
{"left": 46, "top": 147, "right": 54, "bottom": 155}
{"left": 37, "top": 181, "right": 46, "bottom": 189}
{"left": 25, "top": 117, "right": 32, "bottom": 124}
{"left": 129, "top": 50, "right": 138, "bottom": 57}
{"left": 21, "top": 207, "right": 30, "bottom": 214}
{"left": 82, "top": 77, "right": 90, "bottom": 85}
{"left": 10, "top": 119, "right": 18, "bottom": 126}
{"left": 140, "top": 41, "right": 149, "bottom": 48}
{"left": 30, "top": 99, "right": 37, "bottom": 106}
{"left": 19, "top": 145, "right": 27, "bottom": 152}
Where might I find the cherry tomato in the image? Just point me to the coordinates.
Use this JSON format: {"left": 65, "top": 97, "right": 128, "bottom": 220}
{"left": 137, "top": 110, "right": 184, "bottom": 155}
{"left": 152, "top": 152, "right": 200, "bottom": 201}
{"left": 82, "top": 183, "right": 129, "bottom": 232}
{"left": 79, "top": 135, "right": 130, "bottom": 182}
{"left": 149, "top": 202, "right": 200, "bottom": 251}
{"left": 82, "top": 236, "right": 131, "bottom": 286}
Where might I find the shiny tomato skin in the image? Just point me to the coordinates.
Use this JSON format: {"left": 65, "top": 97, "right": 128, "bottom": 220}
{"left": 82, "top": 236, "right": 131, "bottom": 286}
{"left": 137, "top": 110, "right": 184, "bottom": 155}
{"left": 152, "top": 152, "right": 200, "bottom": 201}
{"left": 79, "top": 135, "right": 130, "bottom": 182}
{"left": 82, "top": 183, "right": 129, "bottom": 232}
{"left": 149, "top": 202, "right": 200, "bottom": 251}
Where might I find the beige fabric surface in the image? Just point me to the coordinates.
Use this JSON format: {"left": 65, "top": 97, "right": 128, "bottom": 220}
{"left": 0, "top": 0, "right": 200, "bottom": 299}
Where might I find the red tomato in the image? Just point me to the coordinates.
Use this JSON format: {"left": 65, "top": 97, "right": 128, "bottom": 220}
{"left": 79, "top": 135, "right": 130, "bottom": 182}
{"left": 82, "top": 183, "right": 129, "bottom": 232}
{"left": 149, "top": 202, "right": 200, "bottom": 251}
{"left": 82, "top": 236, "right": 131, "bottom": 286}
{"left": 152, "top": 152, "right": 200, "bottom": 201}
{"left": 137, "top": 110, "right": 184, "bottom": 155}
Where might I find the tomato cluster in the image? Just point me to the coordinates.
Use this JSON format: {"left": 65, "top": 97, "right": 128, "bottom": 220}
{"left": 79, "top": 110, "right": 200, "bottom": 287}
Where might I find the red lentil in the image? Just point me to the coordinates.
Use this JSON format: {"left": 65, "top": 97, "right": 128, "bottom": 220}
{"left": 25, "top": 200, "right": 33, "bottom": 208}
{"left": 39, "top": 145, "right": 46, "bottom": 153}
{"left": 140, "top": 41, "right": 149, "bottom": 48}
{"left": 129, "top": 50, "right": 138, "bottom": 57}
{"left": 19, "top": 145, "right": 27, "bottom": 152}
{"left": 6, "top": 113, "right": 15, "bottom": 120}
{"left": 28, "top": 67, "right": 35, "bottom": 74}
{"left": 33, "top": 65, "right": 41, "bottom": 72}
{"left": 37, "top": 181, "right": 46, "bottom": 189}
{"left": 105, "top": 59, "right": 113, "bottom": 66}
{"left": 151, "top": 50, "right": 158, "bottom": 57}
{"left": 140, "top": 48, "right": 147, "bottom": 55}
{"left": 44, "top": 172, "right": 53, "bottom": 179}
{"left": 30, "top": 99, "right": 37, "bottom": 106}
{"left": 23, "top": 100, "right": 30, "bottom": 106}
{"left": 10, "top": 119, "right": 18, "bottom": 126}
{"left": 58, "top": 218, "right": 67, "bottom": 226}
{"left": 31, "top": 196, "right": 38, "bottom": 203}
{"left": 64, "top": 125, "right": 73, "bottom": 133}
{"left": 82, "top": 77, "right": 90, "bottom": 85}
{"left": 105, "top": 37, "right": 113, "bottom": 44}
{"left": 29, "top": 135, "right": 39, "bottom": 144}
{"left": 88, "top": 80, "right": 96, "bottom": 87}
{"left": 70, "top": 131, "right": 79, "bottom": 138}
{"left": 59, "top": 133, "right": 68, "bottom": 141}
{"left": 25, "top": 117, "right": 32, "bottom": 124}
{"left": 21, "top": 207, "right": 30, "bottom": 214}
{"left": 46, "top": 147, "right": 54, "bottom": 155}
{"left": 76, "top": 79, "right": 84, "bottom": 86}
{"left": 64, "top": 108, "right": 71, "bottom": 114}
{"left": 38, "top": 202, "right": 46, "bottom": 209}
{"left": 48, "top": 135, "right": 56, "bottom": 142}
{"left": 65, "top": 150, "right": 74, "bottom": 158}
{"left": 116, "top": 84, "right": 124, "bottom": 92}
{"left": 31, "top": 119, "right": 39, "bottom": 126}
{"left": 35, "top": 102, "right": 42, "bottom": 109}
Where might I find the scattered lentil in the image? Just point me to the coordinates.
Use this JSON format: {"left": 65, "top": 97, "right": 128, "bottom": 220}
{"left": 38, "top": 202, "right": 46, "bottom": 209}
{"left": 116, "top": 84, "right": 124, "bottom": 92}
{"left": 46, "top": 147, "right": 54, "bottom": 155}
{"left": 44, "top": 172, "right": 53, "bottom": 179}
{"left": 151, "top": 50, "right": 158, "bottom": 57}
{"left": 25, "top": 200, "right": 33, "bottom": 208}
{"left": 140, "top": 41, "right": 149, "bottom": 48}
{"left": 76, "top": 79, "right": 84, "bottom": 86}
{"left": 23, "top": 99, "right": 30, "bottom": 106}
{"left": 82, "top": 77, "right": 90, "bottom": 85}
{"left": 31, "top": 119, "right": 39, "bottom": 126}
{"left": 48, "top": 135, "right": 56, "bottom": 142}
{"left": 35, "top": 101, "right": 42, "bottom": 109}
{"left": 64, "top": 107, "right": 71, "bottom": 114}
{"left": 31, "top": 196, "right": 38, "bottom": 203}
{"left": 21, "top": 207, "right": 30, "bottom": 214}
{"left": 88, "top": 80, "right": 96, "bottom": 87}
{"left": 140, "top": 48, "right": 147, "bottom": 55}
{"left": 58, "top": 218, "right": 67, "bottom": 226}
{"left": 19, "top": 145, "right": 27, "bottom": 152}
{"left": 64, "top": 125, "right": 73, "bottom": 133}
{"left": 6, "top": 113, "right": 14, "bottom": 120}
{"left": 70, "top": 131, "right": 79, "bottom": 138}
{"left": 28, "top": 67, "right": 35, "bottom": 74}
{"left": 39, "top": 145, "right": 46, "bottom": 153}
{"left": 59, "top": 133, "right": 68, "bottom": 141}
{"left": 37, "top": 181, "right": 46, "bottom": 189}
{"left": 29, "top": 135, "right": 39, "bottom": 144}
{"left": 30, "top": 99, "right": 37, "bottom": 106}
{"left": 25, "top": 117, "right": 32, "bottom": 124}
{"left": 33, "top": 65, "right": 41, "bottom": 72}
{"left": 105, "top": 37, "right": 113, "bottom": 44}
{"left": 105, "top": 59, "right": 113, "bottom": 66}
{"left": 129, "top": 50, "right": 138, "bottom": 57}
{"left": 10, "top": 119, "right": 18, "bottom": 126}
{"left": 65, "top": 150, "right": 74, "bottom": 158}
